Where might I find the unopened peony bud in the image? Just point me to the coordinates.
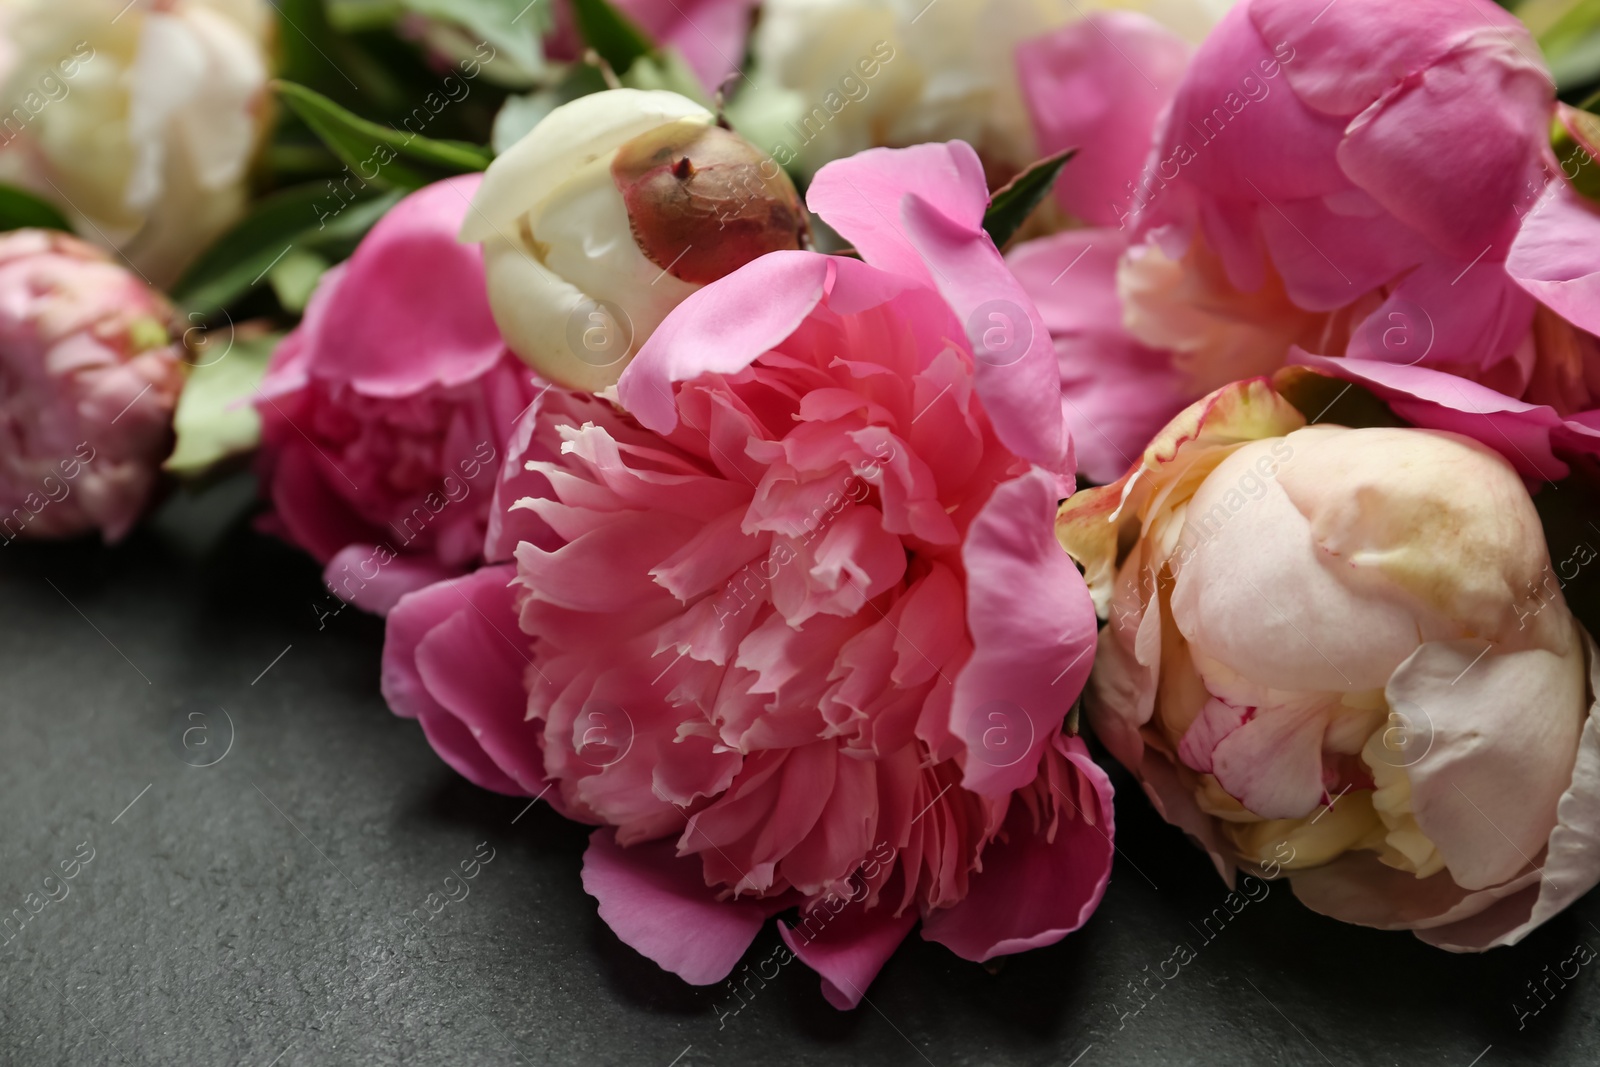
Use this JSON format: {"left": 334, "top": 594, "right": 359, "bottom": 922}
{"left": 1058, "top": 377, "right": 1600, "bottom": 952}
{"left": 462, "top": 89, "right": 807, "bottom": 393}
{"left": 611, "top": 120, "right": 807, "bottom": 285}
{"left": 0, "top": 230, "right": 185, "bottom": 543}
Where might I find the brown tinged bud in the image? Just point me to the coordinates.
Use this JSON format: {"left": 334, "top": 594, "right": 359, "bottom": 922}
{"left": 611, "top": 120, "right": 809, "bottom": 285}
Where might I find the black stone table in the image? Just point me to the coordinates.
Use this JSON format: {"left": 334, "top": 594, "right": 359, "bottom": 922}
{"left": 1, "top": 476, "right": 1596, "bottom": 1065}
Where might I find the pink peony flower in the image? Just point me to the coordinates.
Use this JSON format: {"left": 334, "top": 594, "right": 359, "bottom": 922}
{"left": 383, "top": 142, "right": 1113, "bottom": 1007}
{"left": 0, "top": 229, "right": 184, "bottom": 543}
{"left": 1007, "top": 0, "right": 1600, "bottom": 482}
{"left": 256, "top": 175, "right": 541, "bottom": 616}
{"left": 1057, "top": 368, "right": 1600, "bottom": 950}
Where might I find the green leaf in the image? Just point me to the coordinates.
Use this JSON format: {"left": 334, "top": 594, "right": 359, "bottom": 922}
{"left": 269, "top": 248, "right": 332, "bottom": 313}
{"left": 620, "top": 48, "right": 710, "bottom": 106}
{"left": 1553, "top": 107, "right": 1600, "bottom": 204}
{"left": 400, "top": 0, "right": 548, "bottom": 76}
{"left": 1520, "top": 0, "right": 1600, "bottom": 88}
{"left": 0, "top": 183, "right": 72, "bottom": 233}
{"left": 274, "top": 80, "right": 494, "bottom": 191}
{"left": 982, "top": 149, "right": 1075, "bottom": 251}
{"left": 171, "top": 182, "right": 404, "bottom": 317}
{"left": 570, "top": 0, "right": 655, "bottom": 75}
{"left": 165, "top": 329, "right": 282, "bottom": 478}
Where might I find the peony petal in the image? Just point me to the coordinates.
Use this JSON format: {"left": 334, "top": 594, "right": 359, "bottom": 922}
{"left": 322, "top": 544, "right": 458, "bottom": 616}
{"left": 780, "top": 903, "right": 916, "bottom": 1010}
{"left": 581, "top": 827, "right": 781, "bottom": 985}
{"left": 923, "top": 736, "right": 1114, "bottom": 960}
{"left": 461, "top": 90, "right": 711, "bottom": 241}
{"left": 952, "top": 468, "right": 1098, "bottom": 796}
{"left": 1388, "top": 631, "right": 1586, "bottom": 892}
{"left": 307, "top": 175, "right": 508, "bottom": 395}
{"left": 382, "top": 566, "right": 539, "bottom": 796}
{"left": 1017, "top": 13, "right": 1191, "bottom": 227}
{"left": 810, "top": 142, "right": 1071, "bottom": 475}
{"left": 1508, "top": 178, "right": 1600, "bottom": 338}
{"left": 1283, "top": 356, "right": 1574, "bottom": 482}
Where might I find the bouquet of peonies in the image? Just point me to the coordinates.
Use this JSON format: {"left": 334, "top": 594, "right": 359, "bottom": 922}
{"left": 6, "top": 0, "right": 1600, "bottom": 1009}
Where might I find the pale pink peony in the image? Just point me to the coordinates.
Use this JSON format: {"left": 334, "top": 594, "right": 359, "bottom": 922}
{"left": 256, "top": 175, "right": 541, "bottom": 615}
{"left": 1007, "top": 0, "right": 1600, "bottom": 482}
{"left": 1058, "top": 369, "right": 1600, "bottom": 950}
{"left": 0, "top": 229, "right": 184, "bottom": 543}
{"left": 383, "top": 142, "right": 1112, "bottom": 1007}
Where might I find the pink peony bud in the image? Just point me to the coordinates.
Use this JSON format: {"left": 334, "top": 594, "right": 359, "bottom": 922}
{"left": 0, "top": 229, "right": 184, "bottom": 544}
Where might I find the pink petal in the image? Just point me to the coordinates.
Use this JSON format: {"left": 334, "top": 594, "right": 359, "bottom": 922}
{"left": 618, "top": 252, "right": 846, "bottom": 435}
{"left": 382, "top": 566, "right": 540, "bottom": 796}
{"left": 951, "top": 468, "right": 1098, "bottom": 796}
{"left": 1334, "top": 37, "right": 1551, "bottom": 264}
{"left": 809, "top": 143, "right": 1071, "bottom": 476}
{"left": 581, "top": 827, "right": 782, "bottom": 985}
{"left": 323, "top": 543, "right": 459, "bottom": 616}
{"left": 922, "top": 736, "right": 1114, "bottom": 960}
{"left": 1017, "top": 13, "right": 1191, "bottom": 227}
{"left": 1287, "top": 354, "right": 1574, "bottom": 481}
{"left": 1007, "top": 229, "right": 1190, "bottom": 482}
{"left": 1509, "top": 178, "right": 1600, "bottom": 338}
{"left": 780, "top": 903, "right": 916, "bottom": 1010}
{"left": 299, "top": 175, "right": 506, "bottom": 396}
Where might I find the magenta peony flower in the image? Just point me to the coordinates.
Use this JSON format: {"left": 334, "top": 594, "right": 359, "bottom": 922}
{"left": 1006, "top": 0, "right": 1600, "bottom": 482}
{"left": 383, "top": 142, "right": 1112, "bottom": 1008}
{"left": 1058, "top": 367, "right": 1600, "bottom": 950}
{"left": 0, "top": 229, "right": 184, "bottom": 543}
{"left": 256, "top": 175, "right": 541, "bottom": 615}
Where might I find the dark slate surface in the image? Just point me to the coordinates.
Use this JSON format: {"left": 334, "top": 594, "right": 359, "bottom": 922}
{"left": 1, "top": 476, "right": 1597, "bottom": 1067}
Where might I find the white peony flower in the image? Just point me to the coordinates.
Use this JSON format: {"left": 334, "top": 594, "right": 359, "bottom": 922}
{"left": 0, "top": 0, "right": 273, "bottom": 285}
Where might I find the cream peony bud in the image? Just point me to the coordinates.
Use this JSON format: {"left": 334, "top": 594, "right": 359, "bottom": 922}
{"left": 461, "top": 89, "right": 806, "bottom": 392}
{"left": 0, "top": 0, "right": 273, "bottom": 285}
{"left": 1058, "top": 378, "right": 1600, "bottom": 950}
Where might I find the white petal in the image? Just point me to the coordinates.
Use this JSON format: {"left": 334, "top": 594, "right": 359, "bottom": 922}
{"left": 461, "top": 89, "right": 711, "bottom": 243}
